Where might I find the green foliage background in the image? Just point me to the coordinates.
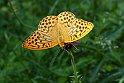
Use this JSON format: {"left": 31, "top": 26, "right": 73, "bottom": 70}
{"left": 0, "top": 0, "right": 124, "bottom": 83}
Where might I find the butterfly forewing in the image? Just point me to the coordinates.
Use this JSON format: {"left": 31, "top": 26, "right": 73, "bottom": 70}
{"left": 23, "top": 16, "right": 58, "bottom": 50}
{"left": 58, "top": 11, "right": 94, "bottom": 43}
{"left": 68, "top": 19, "right": 94, "bottom": 42}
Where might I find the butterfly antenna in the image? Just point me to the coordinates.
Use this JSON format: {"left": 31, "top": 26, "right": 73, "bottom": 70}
{"left": 63, "top": 48, "right": 72, "bottom": 55}
{"left": 72, "top": 44, "right": 79, "bottom": 51}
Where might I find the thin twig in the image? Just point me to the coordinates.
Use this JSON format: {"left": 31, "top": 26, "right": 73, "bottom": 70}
{"left": 48, "top": 0, "right": 59, "bottom": 15}
{"left": 8, "top": 0, "right": 34, "bottom": 29}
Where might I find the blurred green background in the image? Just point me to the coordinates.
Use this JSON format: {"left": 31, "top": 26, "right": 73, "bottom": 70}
{"left": 0, "top": 0, "right": 124, "bottom": 83}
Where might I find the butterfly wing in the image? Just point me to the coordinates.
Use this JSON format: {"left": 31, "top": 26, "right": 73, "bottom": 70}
{"left": 22, "top": 16, "right": 58, "bottom": 50}
{"left": 57, "top": 11, "right": 94, "bottom": 43}
{"left": 68, "top": 19, "right": 94, "bottom": 42}
{"left": 57, "top": 12, "right": 76, "bottom": 43}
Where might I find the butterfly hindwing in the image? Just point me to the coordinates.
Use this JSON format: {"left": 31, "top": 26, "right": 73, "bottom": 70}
{"left": 57, "top": 11, "right": 76, "bottom": 42}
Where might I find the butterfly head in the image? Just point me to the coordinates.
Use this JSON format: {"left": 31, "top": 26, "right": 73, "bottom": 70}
{"left": 63, "top": 41, "right": 78, "bottom": 50}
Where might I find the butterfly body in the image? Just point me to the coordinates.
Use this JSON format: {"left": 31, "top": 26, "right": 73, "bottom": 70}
{"left": 22, "top": 11, "right": 94, "bottom": 50}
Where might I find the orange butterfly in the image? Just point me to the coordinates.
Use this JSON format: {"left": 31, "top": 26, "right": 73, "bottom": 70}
{"left": 22, "top": 11, "right": 94, "bottom": 50}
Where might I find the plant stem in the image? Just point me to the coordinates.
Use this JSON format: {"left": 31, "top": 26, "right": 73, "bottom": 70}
{"left": 69, "top": 51, "right": 79, "bottom": 83}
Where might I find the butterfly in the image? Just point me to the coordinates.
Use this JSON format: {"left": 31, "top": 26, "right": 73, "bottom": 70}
{"left": 22, "top": 11, "right": 94, "bottom": 50}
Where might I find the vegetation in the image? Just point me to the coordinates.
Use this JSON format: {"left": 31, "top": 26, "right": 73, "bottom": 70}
{"left": 0, "top": 0, "right": 124, "bottom": 83}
